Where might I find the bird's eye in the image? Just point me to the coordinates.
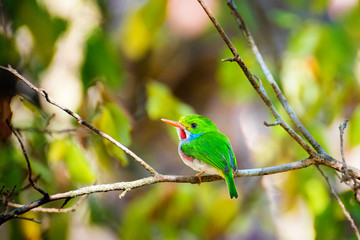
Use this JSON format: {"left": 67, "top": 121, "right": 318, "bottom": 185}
{"left": 191, "top": 123, "right": 197, "bottom": 129}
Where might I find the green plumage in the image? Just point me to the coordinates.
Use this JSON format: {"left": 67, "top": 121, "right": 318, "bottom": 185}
{"left": 162, "top": 114, "right": 238, "bottom": 199}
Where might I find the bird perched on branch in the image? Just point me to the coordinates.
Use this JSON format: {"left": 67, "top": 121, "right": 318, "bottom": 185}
{"left": 162, "top": 114, "right": 238, "bottom": 199}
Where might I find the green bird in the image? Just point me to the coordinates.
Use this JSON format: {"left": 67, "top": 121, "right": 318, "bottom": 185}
{"left": 162, "top": 114, "right": 238, "bottom": 199}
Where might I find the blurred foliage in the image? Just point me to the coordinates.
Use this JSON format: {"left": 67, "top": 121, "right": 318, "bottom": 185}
{"left": 120, "top": 0, "right": 167, "bottom": 60}
{"left": 146, "top": 81, "right": 194, "bottom": 120}
{"left": 1, "top": 0, "right": 360, "bottom": 239}
{"left": 82, "top": 29, "right": 123, "bottom": 90}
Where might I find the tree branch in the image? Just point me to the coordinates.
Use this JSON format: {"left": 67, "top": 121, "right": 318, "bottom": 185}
{"left": 317, "top": 166, "right": 360, "bottom": 239}
{"left": 195, "top": 0, "right": 317, "bottom": 157}
{"left": 225, "top": 0, "right": 325, "bottom": 155}
{"left": 7, "top": 195, "right": 87, "bottom": 213}
{"left": 0, "top": 65, "right": 159, "bottom": 178}
{"left": 6, "top": 120, "right": 48, "bottom": 197}
{"left": 1, "top": 154, "right": 358, "bottom": 225}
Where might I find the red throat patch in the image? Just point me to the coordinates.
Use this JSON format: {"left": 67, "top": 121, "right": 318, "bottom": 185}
{"left": 179, "top": 129, "right": 186, "bottom": 139}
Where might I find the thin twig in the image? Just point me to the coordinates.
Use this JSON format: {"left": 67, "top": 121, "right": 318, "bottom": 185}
{"left": 14, "top": 215, "right": 41, "bottom": 224}
{"left": 317, "top": 166, "right": 360, "bottom": 239}
{"left": 13, "top": 215, "right": 41, "bottom": 224}
{"left": 44, "top": 113, "right": 55, "bottom": 129}
{"left": 6, "top": 120, "right": 48, "bottom": 197}
{"left": 119, "top": 188, "right": 131, "bottom": 199}
{"left": 16, "top": 127, "right": 77, "bottom": 135}
{"left": 339, "top": 120, "right": 349, "bottom": 174}
{"left": 338, "top": 120, "right": 360, "bottom": 203}
{"left": 8, "top": 195, "right": 88, "bottom": 213}
{"left": 263, "top": 120, "right": 282, "bottom": 127}
{"left": 2, "top": 186, "right": 16, "bottom": 214}
{"left": 0, "top": 65, "right": 159, "bottom": 177}
{"left": 16, "top": 175, "right": 41, "bottom": 193}
{"left": 225, "top": 0, "right": 325, "bottom": 155}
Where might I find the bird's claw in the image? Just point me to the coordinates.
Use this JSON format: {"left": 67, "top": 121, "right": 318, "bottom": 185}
{"left": 196, "top": 171, "right": 205, "bottom": 185}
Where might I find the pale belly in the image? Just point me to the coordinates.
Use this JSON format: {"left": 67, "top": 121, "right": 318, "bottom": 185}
{"left": 178, "top": 147, "right": 220, "bottom": 176}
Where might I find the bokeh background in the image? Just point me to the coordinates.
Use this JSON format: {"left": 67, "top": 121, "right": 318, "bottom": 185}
{"left": 1, "top": 0, "right": 360, "bottom": 239}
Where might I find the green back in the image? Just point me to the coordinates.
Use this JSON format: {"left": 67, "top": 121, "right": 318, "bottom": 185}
{"left": 179, "top": 115, "right": 237, "bottom": 173}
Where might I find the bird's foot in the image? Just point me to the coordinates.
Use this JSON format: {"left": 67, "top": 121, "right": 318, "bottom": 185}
{"left": 196, "top": 171, "right": 205, "bottom": 185}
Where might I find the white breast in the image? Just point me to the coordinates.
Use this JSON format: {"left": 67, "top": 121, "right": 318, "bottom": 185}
{"left": 178, "top": 146, "right": 220, "bottom": 176}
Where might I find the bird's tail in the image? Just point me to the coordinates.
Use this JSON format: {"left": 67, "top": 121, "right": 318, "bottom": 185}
{"left": 224, "top": 172, "right": 238, "bottom": 199}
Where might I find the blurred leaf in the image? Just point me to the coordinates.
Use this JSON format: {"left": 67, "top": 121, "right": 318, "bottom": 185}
{"left": 89, "top": 195, "right": 109, "bottom": 224}
{"left": 64, "top": 139, "right": 96, "bottom": 184}
{"left": 45, "top": 214, "right": 69, "bottom": 240}
{"left": 0, "top": 35, "right": 19, "bottom": 66}
{"left": 343, "top": 4, "right": 360, "bottom": 42}
{"left": 205, "top": 197, "right": 238, "bottom": 238}
{"left": 30, "top": 159, "right": 52, "bottom": 184}
{"left": 146, "top": 81, "right": 194, "bottom": 121}
{"left": 349, "top": 105, "right": 360, "bottom": 146}
{"left": 304, "top": 178, "right": 330, "bottom": 215}
{"left": 93, "top": 102, "right": 132, "bottom": 165}
{"left": 0, "top": 144, "right": 25, "bottom": 187}
{"left": 48, "top": 139, "right": 67, "bottom": 163}
{"left": 288, "top": 22, "right": 323, "bottom": 56}
{"left": 82, "top": 29, "right": 123, "bottom": 90}
{"left": 310, "top": 0, "right": 328, "bottom": 13}
{"left": 19, "top": 97, "right": 44, "bottom": 117}
{"left": 269, "top": 9, "right": 301, "bottom": 29}
{"left": 121, "top": 189, "right": 158, "bottom": 239}
{"left": 315, "top": 24, "right": 356, "bottom": 82}
{"left": 10, "top": 0, "right": 66, "bottom": 66}
{"left": 21, "top": 212, "right": 41, "bottom": 240}
{"left": 216, "top": 40, "right": 264, "bottom": 103}
{"left": 120, "top": 0, "right": 167, "bottom": 60}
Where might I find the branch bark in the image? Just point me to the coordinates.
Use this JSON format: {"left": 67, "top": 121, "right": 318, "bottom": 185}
{"left": 0, "top": 154, "right": 358, "bottom": 225}
{"left": 225, "top": 0, "right": 325, "bottom": 154}
{"left": 0, "top": 65, "right": 159, "bottom": 178}
{"left": 196, "top": 0, "right": 318, "bottom": 157}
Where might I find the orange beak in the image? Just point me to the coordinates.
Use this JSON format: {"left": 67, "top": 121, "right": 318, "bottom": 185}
{"left": 161, "top": 119, "right": 186, "bottom": 130}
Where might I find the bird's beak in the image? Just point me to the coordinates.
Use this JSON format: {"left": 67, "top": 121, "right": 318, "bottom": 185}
{"left": 161, "top": 119, "right": 186, "bottom": 130}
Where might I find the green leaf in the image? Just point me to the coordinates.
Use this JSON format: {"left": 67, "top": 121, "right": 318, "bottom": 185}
{"left": 48, "top": 139, "right": 67, "bottom": 163}
{"left": 64, "top": 139, "right": 96, "bottom": 184}
{"left": 146, "top": 81, "right": 194, "bottom": 121}
{"left": 82, "top": 29, "right": 123, "bottom": 90}
{"left": 349, "top": 106, "right": 360, "bottom": 146}
{"left": 45, "top": 214, "right": 69, "bottom": 240}
{"left": 120, "top": 0, "right": 167, "bottom": 60}
{"left": 0, "top": 144, "right": 25, "bottom": 187}
{"left": 10, "top": 0, "right": 66, "bottom": 66}
{"left": 93, "top": 102, "right": 132, "bottom": 165}
{"left": 29, "top": 159, "right": 52, "bottom": 184}
{"left": 304, "top": 178, "right": 330, "bottom": 215}
{"left": 269, "top": 9, "right": 301, "bottom": 29}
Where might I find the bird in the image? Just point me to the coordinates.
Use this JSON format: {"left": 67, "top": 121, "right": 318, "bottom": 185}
{"left": 161, "top": 114, "right": 238, "bottom": 199}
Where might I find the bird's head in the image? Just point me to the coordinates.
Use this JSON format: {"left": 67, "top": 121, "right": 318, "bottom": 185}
{"left": 162, "top": 114, "right": 218, "bottom": 140}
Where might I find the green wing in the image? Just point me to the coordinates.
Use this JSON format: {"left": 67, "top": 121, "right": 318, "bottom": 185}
{"left": 228, "top": 141, "right": 237, "bottom": 171}
{"left": 181, "top": 131, "right": 236, "bottom": 173}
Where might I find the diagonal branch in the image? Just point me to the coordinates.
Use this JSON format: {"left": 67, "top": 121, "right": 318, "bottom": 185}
{"left": 0, "top": 65, "right": 159, "bottom": 177}
{"left": 225, "top": 0, "right": 325, "bottom": 155}
{"left": 317, "top": 166, "right": 360, "bottom": 239}
{"left": 196, "top": 0, "right": 317, "bottom": 157}
{"left": 6, "top": 120, "right": 48, "bottom": 197}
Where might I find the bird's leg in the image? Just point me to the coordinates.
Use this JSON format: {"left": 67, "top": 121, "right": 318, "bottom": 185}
{"left": 196, "top": 171, "right": 205, "bottom": 184}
